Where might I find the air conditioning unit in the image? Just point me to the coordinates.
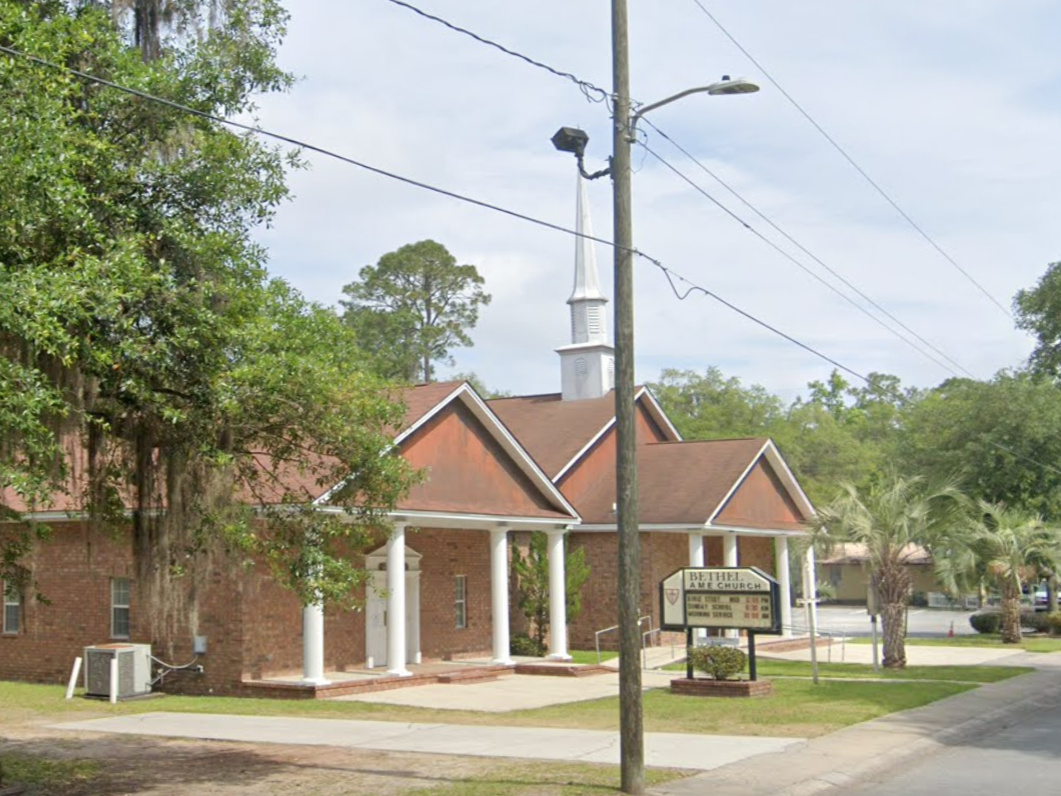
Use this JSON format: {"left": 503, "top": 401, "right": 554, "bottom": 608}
{"left": 84, "top": 643, "right": 153, "bottom": 699}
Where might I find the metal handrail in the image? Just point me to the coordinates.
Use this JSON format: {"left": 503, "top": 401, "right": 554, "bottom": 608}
{"left": 594, "top": 614, "right": 653, "bottom": 664}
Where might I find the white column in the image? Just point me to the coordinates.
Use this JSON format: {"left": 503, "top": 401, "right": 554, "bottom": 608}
{"left": 546, "top": 529, "right": 571, "bottom": 660}
{"left": 387, "top": 524, "right": 411, "bottom": 676}
{"left": 490, "top": 528, "right": 513, "bottom": 665}
{"left": 723, "top": 534, "right": 738, "bottom": 567}
{"left": 301, "top": 602, "right": 329, "bottom": 684}
{"left": 775, "top": 536, "right": 793, "bottom": 638}
{"left": 688, "top": 534, "right": 704, "bottom": 568}
{"left": 724, "top": 534, "right": 739, "bottom": 639}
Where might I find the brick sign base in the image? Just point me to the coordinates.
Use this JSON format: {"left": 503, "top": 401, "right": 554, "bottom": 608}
{"left": 669, "top": 677, "right": 773, "bottom": 698}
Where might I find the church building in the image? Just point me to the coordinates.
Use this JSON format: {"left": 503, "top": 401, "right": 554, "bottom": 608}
{"left": 0, "top": 176, "right": 814, "bottom": 695}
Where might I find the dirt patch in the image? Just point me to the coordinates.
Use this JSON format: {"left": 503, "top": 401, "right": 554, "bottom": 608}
{"left": 1, "top": 717, "right": 514, "bottom": 796}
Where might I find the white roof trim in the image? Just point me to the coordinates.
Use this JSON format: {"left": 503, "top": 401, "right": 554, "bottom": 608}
{"left": 706, "top": 440, "right": 770, "bottom": 525}
{"left": 554, "top": 417, "right": 615, "bottom": 481}
{"left": 317, "top": 382, "right": 579, "bottom": 519}
{"left": 705, "top": 439, "right": 815, "bottom": 525}
{"left": 760, "top": 439, "right": 817, "bottom": 518}
{"left": 637, "top": 386, "right": 682, "bottom": 442}
{"left": 455, "top": 384, "right": 581, "bottom": 519}
{"left": 575, "top": 522, "right": 805, "bottom": 537}
{"left": 392, "top": 382, "right": 467, "bottom": 447}
{"left": 382, "top": 508, "right": 578, "bottom": 530}
{"left": 553, "top": 387, "right": 680, "bottom": 482}
{"left": 706, "top": 522, "right": 808, "bottom": 538}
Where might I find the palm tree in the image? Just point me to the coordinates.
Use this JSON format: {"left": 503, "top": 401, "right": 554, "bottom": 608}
{"left": 966, "top": 503, "right": 1057, "bottom": 643}
{"left": 811, "top": 473, "right": 968, "bottom": 668}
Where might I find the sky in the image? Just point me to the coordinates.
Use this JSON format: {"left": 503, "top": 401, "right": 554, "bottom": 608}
{"left": 249, "top": 0, "right": 1061, "bottom": 401}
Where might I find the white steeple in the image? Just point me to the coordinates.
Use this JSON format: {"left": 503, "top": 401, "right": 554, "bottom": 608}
{"left": 556, "top": 173, "right": 615, "bottom": 401}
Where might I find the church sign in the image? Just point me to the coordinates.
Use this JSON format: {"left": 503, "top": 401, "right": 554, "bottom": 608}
{"left": 660, "top": 567, "right": 781, "bottom": 634}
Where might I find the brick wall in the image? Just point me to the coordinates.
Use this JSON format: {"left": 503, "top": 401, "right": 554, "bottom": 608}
{"left": 0, "top": 522, "right": 143, "bottom": 685}
{"left": 409, "top": 528, "right": 492, "bottom": 660}
{"left": 0, "top": 521, "right": 249, "bottom": 694}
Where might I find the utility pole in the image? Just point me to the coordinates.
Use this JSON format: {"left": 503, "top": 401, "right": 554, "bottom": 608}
{"left": 611, "top": 1, "right": 644, "bottom": 793}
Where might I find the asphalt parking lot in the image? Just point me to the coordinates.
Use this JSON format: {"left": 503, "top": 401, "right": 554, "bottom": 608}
{"left": 790, "top": 604, "right": 978, "bottom": 638}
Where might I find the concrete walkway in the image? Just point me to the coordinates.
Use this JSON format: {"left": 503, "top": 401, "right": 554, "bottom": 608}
{"left": 50, "top": 645, "right": 1061, "bottom": 792}
{"left": 52, "top": 711, "right": 799, "bottom": 772}
{"left": 652, "top": 653, "right": 1061, "bottom": 796}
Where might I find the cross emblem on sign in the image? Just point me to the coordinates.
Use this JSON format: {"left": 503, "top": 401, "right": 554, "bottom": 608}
{"left": 665, "top": 588, "right": 680, "bottom": 606}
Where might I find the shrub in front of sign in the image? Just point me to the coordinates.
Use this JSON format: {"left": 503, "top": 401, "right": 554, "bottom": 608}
{"left": 969, "top": 611, "right": 1001, "bottom": 634}
{"left": 688, "top": 646, "right": 747, "bottom": 680}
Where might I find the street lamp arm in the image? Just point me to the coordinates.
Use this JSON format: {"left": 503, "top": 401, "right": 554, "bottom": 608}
{"left": 630, "top": 76, "right": 759, "bottom": 136}
{"left": 631, "top": 86, "right": 715, "bottom": 125}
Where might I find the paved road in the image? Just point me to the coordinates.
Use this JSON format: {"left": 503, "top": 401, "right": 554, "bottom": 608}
{"left": 791, "top": 604, "right": 977, "bottom": 638}
{"left": 843, "top": 685, "right": 1061, "bottom": 795}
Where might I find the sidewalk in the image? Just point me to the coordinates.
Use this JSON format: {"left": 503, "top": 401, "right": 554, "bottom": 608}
{"left": 51, "top": 711, "right": 799, "bottom": 772}
{"left": 651, "top": 656, "right": 1061, "bottom": 796}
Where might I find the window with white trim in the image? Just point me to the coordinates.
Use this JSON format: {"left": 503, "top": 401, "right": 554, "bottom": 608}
{"left": 2, "top": 583, "right": 20, "bottom": 635}
{"left": 454, "top": 575, "right": 467, "bottom": 629}
{"left": 111, "top": 578, "right": 131, "bottom": 639}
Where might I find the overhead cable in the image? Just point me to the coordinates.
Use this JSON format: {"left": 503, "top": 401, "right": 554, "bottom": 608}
{"left": 641, "top": 119, "right": 976, "bottom": 379}
{"left": 686, "top": 0, "right": 1012, "bottom": 319}
{"left": 638, "top": 137, "right": 962, "bottom": 379}
{"left": 0, "top": 42, "right": 871, "bottom": 385}
{"left": 381, "top": 0, "right": 610, "bottom": 104}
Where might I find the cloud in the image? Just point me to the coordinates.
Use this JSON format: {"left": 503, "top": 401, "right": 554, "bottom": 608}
{"left": 251, "top": 0, "right": 1057, "bottom": 398}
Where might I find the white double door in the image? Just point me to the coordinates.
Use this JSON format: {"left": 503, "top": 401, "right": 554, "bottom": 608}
{"left": 366, "top": 570, "right": 420, "bottom": 668}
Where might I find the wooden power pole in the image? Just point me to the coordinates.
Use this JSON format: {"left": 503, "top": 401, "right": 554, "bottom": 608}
{"left": 611, "top": 1, "right": 645, "bottom": 793}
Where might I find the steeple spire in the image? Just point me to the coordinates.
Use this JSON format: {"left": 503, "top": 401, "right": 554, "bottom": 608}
{"left": 556, "top": 173, "right": 615, "bottom": 400}
{"left": 570, "top": 174, "right": 607, "bottom": 307}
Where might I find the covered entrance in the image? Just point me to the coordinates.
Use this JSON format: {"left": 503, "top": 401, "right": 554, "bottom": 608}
{"left": 365, "top": 544, "right": 421, "bottom": 668}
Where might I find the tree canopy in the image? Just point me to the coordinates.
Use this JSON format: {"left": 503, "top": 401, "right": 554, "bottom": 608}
{"left": 340, "top": 240, "right": 491, "bottom": 383}
{"left": 0, "top": 0, "right": 415, "bottom": 634}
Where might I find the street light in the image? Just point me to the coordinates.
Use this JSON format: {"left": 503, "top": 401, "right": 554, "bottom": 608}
{"left": 551, "top": 76, "right": 759, "bottom": 176}
{"left": 631, "top": 75, "right": 759, "bottom": 132}
{"left": 553, "top": 59, "right": 758, "bottom": 795}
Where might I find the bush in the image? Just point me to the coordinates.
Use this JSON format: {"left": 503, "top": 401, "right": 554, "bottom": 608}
{"left": 1021, "top": 610, "right": 1051, "bottom": 633}
{"left": 969, "top": 611, "right": 1001, "bottom": 634}
{"left": 909, "top": 590, "right": 928, "bottom": 607}
{"left": 510, "top": 633, "right": 545, "bottom": 657}
{"left": 1045, "top": 612, "right": 1061, "bottom": 636}
{"left": 688, "top": 645, "right": 747, "bottom": 680}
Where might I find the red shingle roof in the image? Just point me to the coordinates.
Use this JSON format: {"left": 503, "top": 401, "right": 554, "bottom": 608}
{"left": 488, "top": 391, "right": 619, "bottom": 478}
{"left": 571, "top": 438, "right": 770, "bottom": 524}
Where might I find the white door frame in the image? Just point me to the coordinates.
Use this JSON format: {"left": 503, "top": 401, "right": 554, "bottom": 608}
{"left": 365, "top": 546, "right": 421, "bottom": 667}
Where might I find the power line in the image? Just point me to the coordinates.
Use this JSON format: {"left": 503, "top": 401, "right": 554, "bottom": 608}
{"left": 641, "top": 119, "right": 976, "bottom": 379}
{"left": 685, "top": 0, "right": 1013, "bottom": 320}
{"left": 368, "top": 0, "right": 971, "bottom": 380}
{"left": 653, "top": 264, "right": 869, "bottom": 383}
{"left": 0, "top": 42, "right": 871, "bottom": 385}
{"left": 381, "top": 0, "right": 610, "bottom": 105}
{"left": 638, "top": 136, "right": 963, "bottom": 379}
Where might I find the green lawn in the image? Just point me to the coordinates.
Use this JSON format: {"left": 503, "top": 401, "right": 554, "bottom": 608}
{"left": 568, "top": 650, "right": 618, "bottom": 665}
{"left": 850, "top": 635, "right": 1061, "bottom": 653}
{"left": 0, "top": 754, "right": 99, "bottom": 792}
{"left": 0, "top": 674, "right": 990, "bottom": 795}
{"left": 1, "top": 675, "right": 976, "bottom": 740}
{"left": 753, "top": 659, "right": 1030, "bottom": 682}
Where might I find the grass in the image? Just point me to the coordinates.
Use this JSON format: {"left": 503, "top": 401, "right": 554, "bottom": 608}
{"left": 567, "top": 650, "right": 617, "bottom": 665}
{"left": 402, "top": 762, "right": 682, "bottom": 796}
{"left": 0, "top": 753, "right": 100, "bottom": 792}
{"left": 753, "top": 659, "right": 1030, "bottom": 682}
{"left": 0, "top": 675, "right": 976, "bottom": 740}
{"left": 850, "top": 634, "right": 1061, "bottom": 653}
